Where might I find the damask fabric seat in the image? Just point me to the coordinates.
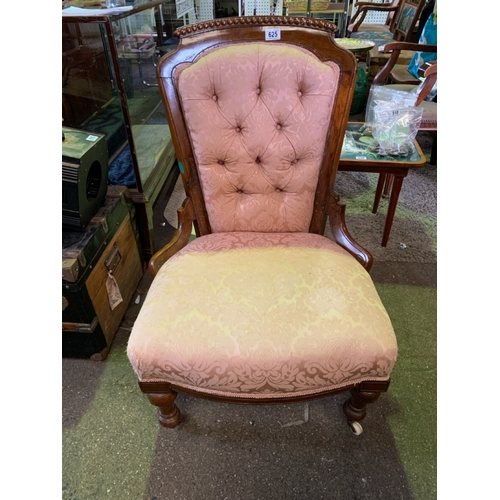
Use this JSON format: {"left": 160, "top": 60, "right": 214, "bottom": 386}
{"left": 128, "top": 232, "right": 397, "bottom": 397}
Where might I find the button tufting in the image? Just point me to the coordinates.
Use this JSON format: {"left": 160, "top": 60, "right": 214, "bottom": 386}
{"left": 212, "top": 95, "right": 217, "bottom": 102}
{"left": 217, "top": 160, "right": 225, "bottom": 165}
{"left": 255, "top": 157, "right": 261, "bottom": 164}
{"left": 275, "top": 187, "right": 282, "bottom": 192}
{"left": 297, "top": 91, "right": 303, "bottom": 97}
{"left": 291, "top": 158, "right": 298, "bottom": 165}
{"left": 235, "top": 126, "right": 241, "bottom": 132}
{"left": 236, "top": 189, "right": 243, "bottom": 194}
{"left": 256, "top": 88, "right": 261, "bottom": 95}
{"left": 276, "top": 124, "right": 282, "bottom": 130}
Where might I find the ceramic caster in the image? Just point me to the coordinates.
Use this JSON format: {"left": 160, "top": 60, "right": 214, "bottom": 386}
{"left": 349, "top": 421, "right": 363, "bottom": 435}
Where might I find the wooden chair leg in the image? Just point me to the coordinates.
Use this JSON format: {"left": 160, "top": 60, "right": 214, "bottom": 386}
{"left": 140, "top": 383, "right": 182, "bottom": 428}
{"left": 147, "top": 391, "right": 181, "bottom": 428}
{"left": 430, "top": 131, "right": 437, "bottom": 165}
{"left": 342, "top": 380, "right": 390, "bottom": 434}
{"left": 343, "top": 386, "right": 382, "bottom": 423}
{"left": 381, "top": 175, "right": 403, "bottom": 247}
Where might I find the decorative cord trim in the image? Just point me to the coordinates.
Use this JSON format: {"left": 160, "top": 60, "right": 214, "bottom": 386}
{"left": 139, "top": 375, "right": 390, "bottom": 399}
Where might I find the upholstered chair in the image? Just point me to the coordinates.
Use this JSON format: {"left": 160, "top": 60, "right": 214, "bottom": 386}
{"left": 348, "top": 0, "right": 427, "bottom": 78}
{"left": 348, "top": 0, "right": 424, "bottom": 43}
{"left": 127, "top": 17, "right": 398, "bottom": 436}
{"left": 348, "top": 0, "right": 401, "bottom": 41}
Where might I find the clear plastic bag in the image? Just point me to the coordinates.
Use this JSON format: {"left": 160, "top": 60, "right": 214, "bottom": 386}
{"left": 365, "top": 86, "right": 417, "bottom": 128}
{"left": 364, "top": 86, "right": 423, "bottom": 156}
{"left": 341, "top": 131, "right": 358, "bottom": 153}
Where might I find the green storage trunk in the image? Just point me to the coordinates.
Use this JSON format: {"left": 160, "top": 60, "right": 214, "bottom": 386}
{"left": 62, "top": 188, "right": 143, "bottom": 360}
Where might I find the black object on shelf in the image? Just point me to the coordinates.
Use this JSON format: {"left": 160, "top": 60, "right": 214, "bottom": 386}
{"left": 62, "top": 128, "right": 109, "bottom": 231}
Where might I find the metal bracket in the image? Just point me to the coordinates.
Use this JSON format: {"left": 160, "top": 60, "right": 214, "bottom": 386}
{"left": 62, "top": 258, "right": 80, "bottom": 282}
{"left": 62, "top": 316, "right": 99, "bottom": 333}
{"left": 105, "top": 243, "right": 122, "bottom": 274}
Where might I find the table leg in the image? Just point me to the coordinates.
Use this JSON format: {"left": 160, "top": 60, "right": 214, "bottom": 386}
{"left": 373, "top": 173, "right": 386, "bottom": 214}
{"left": 383, "top": 174, "right": 395, "bottom": 198}
{"left": 381, "top": 175, "right": 404, "bottom": 247}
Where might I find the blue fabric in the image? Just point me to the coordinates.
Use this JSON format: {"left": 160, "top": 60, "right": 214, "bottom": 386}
{"left": 350, "top": 30, "right": 394, "bottom": 46}
{"left": 396, "top": 4, "right": 418, "bottom": 34}
{"left": 407, "top": 13, "right": 437, "bottom": 79}
{"left": 108, "top": 144, "right": 137, "bottom": 187}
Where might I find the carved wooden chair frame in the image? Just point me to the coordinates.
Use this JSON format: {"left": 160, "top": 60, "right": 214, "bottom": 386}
{"left": 132, "top": 17, "right": 394, "bottom": 435}
{"left": 349, "top": 0, "right": 426, "bottom": 42}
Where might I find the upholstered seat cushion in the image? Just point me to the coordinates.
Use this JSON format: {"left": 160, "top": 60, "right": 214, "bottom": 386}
{"left": 389, "top": 64, "right": 421, "bottom": 84}
{"left": 127, "top": 232, "right": 398, "bottom": 399}
{"left": 348, "top": 24, "right": 392, "bottom": 35}
{"left": 350, "top": 30, "right": 394, "bottom": 45}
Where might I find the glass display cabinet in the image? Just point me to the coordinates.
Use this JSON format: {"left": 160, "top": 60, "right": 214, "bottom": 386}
{"left": 62, "top": 0, "right": 193, "bottom": 258}
{"left": 62, "top": 0, "right": 353, "bottom": 257}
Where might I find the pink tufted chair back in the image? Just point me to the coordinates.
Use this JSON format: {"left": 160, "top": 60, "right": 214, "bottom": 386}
{"left": 158, "top": 18, "right": 357, "bottom": 237}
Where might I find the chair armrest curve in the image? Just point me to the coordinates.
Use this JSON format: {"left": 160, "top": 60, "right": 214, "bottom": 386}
{"left": 328, "top": 191, "right": 373, "bottom": 271}
{"left": 349, "top": 4, "right": 399, "bottom": 34}
{"left": 149, "top": 197, "right": 196, "bottom": 276}
{"left": 379, "top": 41, "right": 438, "bottom": 53}
{"left": 373, "top": 43, "right": 437, "bottom": 85}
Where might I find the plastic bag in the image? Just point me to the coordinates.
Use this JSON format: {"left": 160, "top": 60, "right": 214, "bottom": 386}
{"left": 341, "top": 131, "right": 359, "bottom": 153}
{"left": 365, "top": 86, "right": 417, "bottom": 128}
{"left": 372, "top": 105, "right": 423, "bottom": 155}
{"left": 364, "top": 86, "right": 423, "bottom": 156}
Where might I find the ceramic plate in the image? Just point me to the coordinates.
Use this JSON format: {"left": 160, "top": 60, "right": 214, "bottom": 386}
{"left": 334, "top": 38, "right": 376, "bottom": 53}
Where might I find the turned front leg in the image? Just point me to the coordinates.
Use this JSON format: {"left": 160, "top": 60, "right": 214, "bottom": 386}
{"left": 343, "top": 386, "right": 382, "bottom": 423}
{"left": 139, "top": 382, "right": 182, "bottom": 428}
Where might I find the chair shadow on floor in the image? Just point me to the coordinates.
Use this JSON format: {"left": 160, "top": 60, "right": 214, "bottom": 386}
{"left": 142, "top": 391, "right": 416, "bottom": 500}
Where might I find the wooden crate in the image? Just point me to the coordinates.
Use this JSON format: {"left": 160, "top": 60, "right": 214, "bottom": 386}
{"left": 87, "top": 214, "right": 142, "bottom": 342}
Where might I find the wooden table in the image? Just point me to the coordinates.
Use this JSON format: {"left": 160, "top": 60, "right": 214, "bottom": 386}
{"left": 338, "top": 123, "right": 426, "bottom": 247}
